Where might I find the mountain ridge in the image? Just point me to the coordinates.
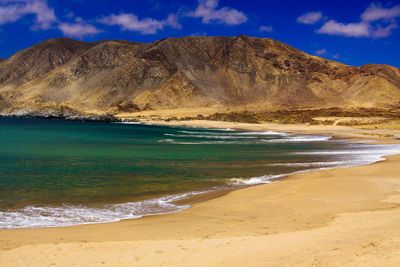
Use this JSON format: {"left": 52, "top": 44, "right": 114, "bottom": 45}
{"left": 0, "top": 36, "right": 399, "bottom": 117}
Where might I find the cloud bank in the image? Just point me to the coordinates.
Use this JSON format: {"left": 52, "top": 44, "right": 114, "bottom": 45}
{"left": 316, "top": 3, "right": 400, "bottom": 38}
{"left": 0, "top": 0, "right": 56, "bottom": 29}
{"left": 99, "top": 12, "right": 182, "bottom": 35}
{"left": 0, "top": 0, "right": 251, "bottom": 38}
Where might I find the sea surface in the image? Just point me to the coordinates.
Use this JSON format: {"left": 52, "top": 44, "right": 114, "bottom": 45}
{"left": 1, "top": 117, "right": 399, "bottom": 229}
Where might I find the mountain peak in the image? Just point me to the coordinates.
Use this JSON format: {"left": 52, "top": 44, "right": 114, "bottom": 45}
{"left": 0, "top": 36, "right": 399, "bottom": 115}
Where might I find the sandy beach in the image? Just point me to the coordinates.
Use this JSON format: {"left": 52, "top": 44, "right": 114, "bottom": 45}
{"left": 1, "top": 121, "right": 400, "bottom": 267}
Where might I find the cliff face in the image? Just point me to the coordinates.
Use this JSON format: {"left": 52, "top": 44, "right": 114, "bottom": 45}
{"left": 0, "top": 36, "right": 399, "bottom": 115}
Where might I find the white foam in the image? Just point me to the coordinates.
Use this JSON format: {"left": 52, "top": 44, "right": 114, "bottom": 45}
{"left": 158, "top": 134, "right": 331, "bottom": 145}
{"left": 294, "top": 145, "right": 400, "bottom": 156}
{"left": 229, "top": 145, "right": 400, "bottom": 186}
{"left": 179, "top": 130, "right": 210, "bottom": 134}
{"left": 229, "top": 174, "right": 285, "bottom": 185}
{"left": 0, "top": 190, "right": 209, "bottom": 229}
{"left": 114, "top": 121, "right": 142, "bottom": 125}
{"left": 177, "top": 130, "right": 243, "bottom": 137}
{"left": 158, "top": 138, "right": 175, "bottom": 143}
{"left": 262, "top": 135, "right": 331, "bottom": 143}
{"left": 269, "top": 161, "right": 348, "bottom": 167}
{"left": 165, "top": 133, "right": 257, "bottom": 139}
{"left": 233, "top": 131, "right": 288, "bottom": 136}
{"left": 172, "top": 131, "right": 329, "bottom": 143}
{"left": 178, "top": 130, "right": 287, "bottom": 136}
{"left": 160, "top": 140, "right": 238, "bottom": 145}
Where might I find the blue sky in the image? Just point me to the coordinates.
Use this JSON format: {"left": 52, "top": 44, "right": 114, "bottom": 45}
{"left": 0, "top": 0, "right": 400, "bottom": 67}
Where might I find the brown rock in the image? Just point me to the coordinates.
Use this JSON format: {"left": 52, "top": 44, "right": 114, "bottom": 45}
{"left": 0, "top": 36, "right": 399, "bottom": 116}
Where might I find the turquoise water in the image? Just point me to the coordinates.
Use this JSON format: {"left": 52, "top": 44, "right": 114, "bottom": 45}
{"left": 0, "top": 117, "right": 399, "bottom": 228}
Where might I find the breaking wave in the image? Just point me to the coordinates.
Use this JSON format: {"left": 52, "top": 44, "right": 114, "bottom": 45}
{"left": 0, "top": 190, "right": 209, "bottom": 229}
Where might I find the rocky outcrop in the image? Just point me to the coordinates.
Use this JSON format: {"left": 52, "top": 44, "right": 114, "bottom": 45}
{"left": 0, "top": 105, "right": 117, "bottom": 121}
{"left": 0, "top": 36, "right": 399, "bottom": 117}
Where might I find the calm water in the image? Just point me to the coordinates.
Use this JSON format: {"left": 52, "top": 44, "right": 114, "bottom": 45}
{"left": 0, "top": 117, "right": 399, "bottom": 228}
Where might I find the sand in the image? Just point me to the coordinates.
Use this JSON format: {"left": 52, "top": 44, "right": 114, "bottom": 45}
{"left": 1, "top": 121, "right": 400, "bottom": 267}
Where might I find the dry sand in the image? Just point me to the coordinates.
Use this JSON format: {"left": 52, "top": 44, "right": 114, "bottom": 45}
{"left": 1, "top": 121, "right": 400, "bottom": 267}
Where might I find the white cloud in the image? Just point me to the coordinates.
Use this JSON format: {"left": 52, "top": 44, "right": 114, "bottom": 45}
{"left": 166, "top": 13, "right": 182, "bottom": 29}
{"left": 58, "top": 22, "right": 101, "bottom": 38}
{"left": 99, "top": 13, "right": 164, "bottom": 34}
{"left": 317, "top": 20, "right": 370, "bottom": 37}
{"left": 259, "top": 25, "right": 273, "bottom": 32}
{"left": 0, "top": 0, "right": 56, "bottom": 29}
{"left": 361, "top": 3, "right": 400, "bottom": 22}
{"left": 297, "top": 11, "right": 323, "bottom": 25}
{"left": 99, "top": 13, "right": 182, "bottom": 34}
{"left": 187, "top": 0, "right": 247, "bottom": 26}
{"left": 25, "top": 0, "right": 56, "bottom": 29}
{"left": 315, "top": 48, "right": 327, "bottom": 55}
{"left": 0, "top": 4, "right": 21, "bottom": 24}
{"left": 316, "top": 3, "right": 400, "bottom": 38}
{"left": 371, "top": 20, "right": 398, "bottom": 38}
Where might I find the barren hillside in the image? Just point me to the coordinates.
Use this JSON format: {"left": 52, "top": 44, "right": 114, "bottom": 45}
{"left": 0, "top": 36, "right": 399, "bottom": 117}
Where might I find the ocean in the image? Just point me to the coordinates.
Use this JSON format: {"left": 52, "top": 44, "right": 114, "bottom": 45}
{"left": 0, "top": 117, "right": 399, "bottom": 229}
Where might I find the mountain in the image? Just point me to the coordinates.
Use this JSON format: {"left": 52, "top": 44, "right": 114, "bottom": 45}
{"left": 0, "top": 36, "right": 399, "bottom": 117}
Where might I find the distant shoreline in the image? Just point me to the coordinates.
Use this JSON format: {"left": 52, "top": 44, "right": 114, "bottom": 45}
{"left": 0, "top": 113, "right": 119, "bottom": 122}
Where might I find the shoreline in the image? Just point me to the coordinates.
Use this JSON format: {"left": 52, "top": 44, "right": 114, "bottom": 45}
{"left": 1, "top": 121, "right": 398, "bottom": 230}
{"left": 1, "top": 120, "right": 400, "bottom": 266}
{"left": 141, "top": 119, "right": 400, "bottom": 144}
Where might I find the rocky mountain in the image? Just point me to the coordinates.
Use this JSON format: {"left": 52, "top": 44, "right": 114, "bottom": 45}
{"left": 0, "top": 36, "right": 399, "bottom": 116}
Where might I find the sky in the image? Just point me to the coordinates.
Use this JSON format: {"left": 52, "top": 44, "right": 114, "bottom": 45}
{"left": 0, "top": 0, "right": 400, "bottom": 67}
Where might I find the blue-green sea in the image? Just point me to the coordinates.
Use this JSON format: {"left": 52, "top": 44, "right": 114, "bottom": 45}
{"left": 0, "top": 117, "right": 399, "bottom": 229}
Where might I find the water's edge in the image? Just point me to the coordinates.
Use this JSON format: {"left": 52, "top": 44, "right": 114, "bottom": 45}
{"left": 1, "top": 123, "right": 400, "bottom": 229}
